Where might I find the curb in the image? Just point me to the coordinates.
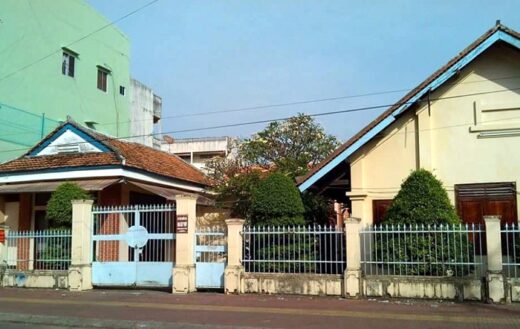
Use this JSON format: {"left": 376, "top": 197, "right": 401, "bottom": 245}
{"left": 0, "top": 312, "right": 261, "bottom": 329}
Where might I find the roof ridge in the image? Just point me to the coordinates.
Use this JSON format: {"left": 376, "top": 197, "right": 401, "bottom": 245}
{"left": 298, "top": 23, "right": 520, "bottom": 188}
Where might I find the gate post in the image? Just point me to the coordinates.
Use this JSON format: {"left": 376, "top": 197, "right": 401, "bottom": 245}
{"left": 344, "top": 217, "right": 362, "bottom": 298}
{"left": 173, "top": 195, "right": 197, "bottom": 293}
{"left": 224, "top": 219, "right": 245, "bottom": 294}
{"left": 484, "top": 215, "right": 505, "bottom": 303}
{"left": 68, "top": 200, "right": 94, "bottom": 291}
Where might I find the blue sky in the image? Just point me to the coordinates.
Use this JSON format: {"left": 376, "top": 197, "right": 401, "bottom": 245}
{"left": 88, "top": 0, "right": 520, "bottom": 142}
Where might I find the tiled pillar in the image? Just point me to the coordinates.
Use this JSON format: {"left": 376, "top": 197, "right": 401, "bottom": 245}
{"left": 172, "top": 195, "right": 197, "bottom": 293}
{"left": 68, "top": 200, "right": 94, "bottom": 291}
{"left": 0, "top": 225, "right": 8, "bottom": 271}
{"left": 224, "top": 219, "right": 245, "bottom": 294}
{"left": 344, "top": 217, "right": 362, "bottom": 298}
{"left": 17, "top": 194, "right": 31, "bottom": 270}
{"left": 484, "top": 216, "right": 505, "bottom": 303}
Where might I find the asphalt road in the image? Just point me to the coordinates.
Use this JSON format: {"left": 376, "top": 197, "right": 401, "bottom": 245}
{"left": 0, "top": 288, "right": 519, "bottom": 329}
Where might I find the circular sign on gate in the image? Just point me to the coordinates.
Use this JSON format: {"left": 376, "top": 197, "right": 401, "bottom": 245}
{"left": 126, "top": 225, "right": 149, "bottom": 248}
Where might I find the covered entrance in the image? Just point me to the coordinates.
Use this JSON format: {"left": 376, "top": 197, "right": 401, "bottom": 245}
{"left": 91, "top": 204, "right": 176, "bottom": 287}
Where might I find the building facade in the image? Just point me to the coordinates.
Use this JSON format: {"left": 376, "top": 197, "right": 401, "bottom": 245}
{"left": 299, "top": 24, "right": 520, "bottom": 227}
{"left": 129, "top": 79, "right": 162, "bottom": 148}
{"left": 0, "top": 0, "right": 158, "bottom": 162}
{"left": 161, "top": 136, "right": 233, "bottom": 171}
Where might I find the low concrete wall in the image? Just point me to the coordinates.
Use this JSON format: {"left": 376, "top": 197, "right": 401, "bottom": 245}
{"left": 241, "top": 273, "right": 343, "bottom": 296}
{"left": 1, "top": 270, "right": 68, "bottom": 289}
{"left": 362, "top": 276, "right": 483, "bottom": 301}
{"left": 507, "top": 278, "right": 520, "bottom": 302}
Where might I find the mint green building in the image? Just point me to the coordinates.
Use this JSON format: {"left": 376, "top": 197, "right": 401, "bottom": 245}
{"left": 0, "top": 0, "right": 131, "bottom": 162}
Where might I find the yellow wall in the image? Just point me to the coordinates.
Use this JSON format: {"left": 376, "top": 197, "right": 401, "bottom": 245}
{"left": 348, "top": 43, "right": 520, "bottom": 224}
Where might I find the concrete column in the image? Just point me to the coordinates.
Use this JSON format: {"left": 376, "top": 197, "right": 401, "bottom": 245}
{"left": 68, "top": 200, "right": 94, "bottom": 291}
{"left": 484, "top": 215, "right": 505, "bottom": 303}
{"left": 224, "top": 219, "right": 245, "bottom": 294}
{"left": 172, "top": 195, "right": 197, "bottom": 293}
{"left": 346, "top": 192, "right": 370, "bottom": 226}
{"left": 344, "top": 217, "right": 362, "bottom": 298}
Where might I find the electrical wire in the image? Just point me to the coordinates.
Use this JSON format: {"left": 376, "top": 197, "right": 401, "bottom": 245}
{"left": 94, "top": 74, "right": 520, "bottom": 127}
{"left": 0, "top": 85, "right": 519, "bottom": 154}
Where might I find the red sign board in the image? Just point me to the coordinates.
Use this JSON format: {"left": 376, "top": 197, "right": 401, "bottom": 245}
{"left": 176, "top": 215, "right": 188, "bottom": 233}
{"left": 0, "top": 229, "right": 5, "bottom": 244}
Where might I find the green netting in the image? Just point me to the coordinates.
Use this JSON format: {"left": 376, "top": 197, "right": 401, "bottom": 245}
{"left": 0, "top": 102, "right": 59, "bottom": 147}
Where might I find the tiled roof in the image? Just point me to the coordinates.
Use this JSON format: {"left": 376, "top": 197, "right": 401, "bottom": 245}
{"left": 0, "top": 121, "right": 209, "bottom": 187}
{"left": 298, "top": 24, "right": 520, "bottom": 188}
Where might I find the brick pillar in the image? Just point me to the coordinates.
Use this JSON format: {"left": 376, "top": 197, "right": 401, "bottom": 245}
{"left": 224, "top": 219, "right": 245, "bottom": 294}
{"left": 484, "top": 215, "right": 505, "bottom": 303}
{"left": 68, "top": 200, "right": 94, "bottom": 291}
{"left": 172, "top": 195, "right": 197, "bottom": 293}
{"left": 0, "top": 225, "right": 8, "bottom": 271}
{"left": 17, "top": 194, "right": 31, "bottom": 270}
{"left": 344, "top": 217, "right": 362, "bottom": 298}
{"left": 98, "top": 185, "right": 122, "bottom": 261}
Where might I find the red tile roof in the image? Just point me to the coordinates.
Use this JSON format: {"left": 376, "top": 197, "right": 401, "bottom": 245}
{"left": 0, "top": 122, "right": 209, "bottom": 187}
{"left": 298, "top": 24, "right": 520, "bottom": 188}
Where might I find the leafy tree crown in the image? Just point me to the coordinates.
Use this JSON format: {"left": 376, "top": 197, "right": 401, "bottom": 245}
{"left": 383, "top": 169, "right": 460, "bottom": 225}
{"left": 241, "top": 113, "right": 339, "bottom": 179}
{"left": 250, "top": 172, "right": 305, "bottom": 226}
{"left": 46, "top": 182, "right": 91, "bottom": 229}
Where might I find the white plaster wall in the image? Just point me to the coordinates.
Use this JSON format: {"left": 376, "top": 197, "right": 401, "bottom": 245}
{"left": 129, "top": 79, "right": 157, "bottom": 147}
{"left": 36, "top": 130, "right": 101, "bottom": 155}
{"left": 348, "top": 43, "right": 520, "bottom": 224}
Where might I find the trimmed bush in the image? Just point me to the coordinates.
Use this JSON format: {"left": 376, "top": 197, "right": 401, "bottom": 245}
{"left": 383, "top": 169, "right": 459, "bottom": 225}
{"left": 376, "top": 170, "right": 473, "bottom": 276}
{"left": 250, "top": 172, "right": 305, "bottom": 226}
{"left": 46, "top": 182, "right": 91, "bottom": 229}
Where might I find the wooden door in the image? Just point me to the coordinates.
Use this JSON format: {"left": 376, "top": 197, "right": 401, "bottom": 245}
{"left": 372, "top": 199, "right": 393, "bottom": 225}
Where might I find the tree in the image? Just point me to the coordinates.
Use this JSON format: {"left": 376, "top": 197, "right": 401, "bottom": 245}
{"left": 46, "top": 182, "right": 91, "bottom": 229}
{"left": 383, "top": 169, "right": 459, "bottom": 225}
{"left": 377, "top": 169, "right": 471, "bottom": 276}
{"left": 250, "top": 172, "right": 305, "bottom": 226}
{"left": 241, "top": 113, "right": 340, "bottom": 179}
{"left": 205, "top": 114, "right": 339, "bottom": 220}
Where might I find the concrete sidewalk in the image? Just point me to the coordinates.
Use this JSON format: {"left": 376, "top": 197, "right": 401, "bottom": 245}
{"left": 0, "top": 288, "right": 519, "bottom": 329}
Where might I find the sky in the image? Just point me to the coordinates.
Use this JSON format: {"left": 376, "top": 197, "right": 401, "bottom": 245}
{"left": 87, "top": 0, "right": 520, "bottom": 142}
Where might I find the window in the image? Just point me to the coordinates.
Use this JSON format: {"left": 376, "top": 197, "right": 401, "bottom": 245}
{"left": 62, "top": 51, "right": 76, "bottom": 77}
{"left": 97, "top": 68, "right": 109, "bottom": 92}
{"left": 119, "top": 86, "right": 125, "bottom": 96}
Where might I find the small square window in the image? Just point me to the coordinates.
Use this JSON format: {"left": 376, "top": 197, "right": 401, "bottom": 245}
{"left": 97, "top": 68, "right": 108, "bottom": 92}
{"left": 62, "top": 51, "right": 75, "bottom": 77}
{"left": 119, "top": 86, "right": 125, "bottom": 95}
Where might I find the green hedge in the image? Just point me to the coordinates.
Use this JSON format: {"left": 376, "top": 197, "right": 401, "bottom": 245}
{"left": 376, "top": 170, "right": 474, "bottom": 276}
{"left": 250, "top": 172, "right": 305, "bottom": 226}
{"left": 46, "top": 182, "right": 91, "bottom": 229}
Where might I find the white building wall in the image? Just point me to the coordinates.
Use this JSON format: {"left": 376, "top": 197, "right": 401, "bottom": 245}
{"left": 129, "top": 79, "right": 162, "bottom": 147}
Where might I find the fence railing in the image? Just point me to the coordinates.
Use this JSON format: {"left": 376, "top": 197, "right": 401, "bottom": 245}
{"left": 360, "top": 224, "right": 484, "bottom": 278}
{"left": 6, "top": 230, "right": 72, "bottom": 271}
{"left": 502, "top": 223, "right": 520, "bottom": 278}
{"left": 242, "top": 225, "right": 346, "bottom": 274}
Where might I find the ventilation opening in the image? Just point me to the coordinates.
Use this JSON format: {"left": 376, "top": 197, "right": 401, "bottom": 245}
{"left": 56, "top": 144, "right": 80, "bottom": 154}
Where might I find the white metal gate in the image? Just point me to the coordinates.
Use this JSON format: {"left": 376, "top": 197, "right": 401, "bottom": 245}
{"left": 91, "top": 204, "right": 176, "bottom": 287}
{"left": 195, "top": 227, "right": 227, "bottom": 289}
